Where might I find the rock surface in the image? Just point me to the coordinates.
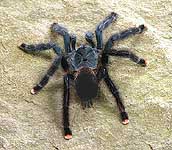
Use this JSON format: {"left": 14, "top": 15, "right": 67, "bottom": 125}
{"left": 0, "top": 0, "right": 172, "bottom": 149}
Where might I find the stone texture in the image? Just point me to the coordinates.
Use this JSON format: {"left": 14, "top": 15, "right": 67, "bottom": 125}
{"left": 0, "top": 0, "right": 172, "bottom": 149}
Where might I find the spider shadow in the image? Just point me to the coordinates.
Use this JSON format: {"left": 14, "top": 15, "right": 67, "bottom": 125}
{"left": 45, "top": 79, "right": 80, "bottom": 135}
{"left": 96, "top": 88, "right": 119, "bottom": 117}
{"left": 45, "top": 80, "right": 64, "bottom": 129}
{"left": 45, "top": 80, "right": 119, "bottom": 137}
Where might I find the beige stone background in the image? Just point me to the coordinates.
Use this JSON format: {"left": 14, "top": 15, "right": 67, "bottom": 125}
{"left": 0, "top": 0, "right": 172, "bottom": 149}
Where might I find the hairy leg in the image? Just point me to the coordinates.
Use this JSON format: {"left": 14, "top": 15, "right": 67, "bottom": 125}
{"left": 31, "top": 56, "right": 61, "bottom": 94}
{"left": 51, "top": 23, "right": 71, "bottom": 53}
{"left": 19, "top": 42, "right": 61, "bottom": 55}
{"left": 61, "top": 56, "right": 70, "bottom": 72}
{"left": 95, "top": 12, "right": 118, "bottom": 49}
{"left": 104, "top": 25, "right": 146, "bottom": 52}
{"left": 103, "top": 67, "right": 129, "bottom": 125}
{"left": 63, "top": 74, "right": 72, "bottom": 140}
{"left": 96, "top": 66, "right": 106, "bottom": 83}
{"left": 107, "top": 49, "right": 147, "bottom": 67}
{"left": 85, "top": 31, "right": 95, "bottom": 48}
{"left": 70, "top": 34, "right": 77, "bottom": 51}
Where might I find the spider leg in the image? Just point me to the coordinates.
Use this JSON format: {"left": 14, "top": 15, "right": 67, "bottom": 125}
{"left": 107, "top": 49, "right": 147, "bottom": 67}
{"left": 95, "top": 12, "right": 118, "bottom": 49}
{"left": 70, "top": 34, "right": 77, "bottom": 51}
{"left": 104, "top": 25, "right": 146, "bottom": 52}
{"left": 85, "top": 31, "right": 95, "bottom": 48}
{"left": 103, "top": 67, "right": 129, "bottom": 125}
{"left": 96, "top": 66, "right": 106, "bottom": 83}
{"left": 30, "top": 56, "right": 61, "bottom": 95}
{"left": 61, "top": 55, "right": 70, "bottom": 72}
{"left": 51, "top": 23, "right": 71, "bottom": 53}
{"left": 63, "top": 74, "right": 72, "bottom": 140}
{"left": 18, "top": 42, "right": 61, "bottom": 55}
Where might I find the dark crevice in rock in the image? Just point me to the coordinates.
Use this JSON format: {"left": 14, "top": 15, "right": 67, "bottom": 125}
{"left": 148, "top": 144, "right": 154, "bottom": 150}
{"left": 50, "top": 141, "right": 59, "bottom": 150}
{"left": 25, "top": 100, "right": 37, "bottom": 105}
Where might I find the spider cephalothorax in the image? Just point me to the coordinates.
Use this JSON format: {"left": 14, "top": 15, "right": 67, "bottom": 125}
{"left": 19, "top": 12, "right": 147, "bottom": 140}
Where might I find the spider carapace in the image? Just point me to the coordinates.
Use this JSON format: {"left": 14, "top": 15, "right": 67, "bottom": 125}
{"left": 19, "top": 12, "right": 147, "bottom": 140}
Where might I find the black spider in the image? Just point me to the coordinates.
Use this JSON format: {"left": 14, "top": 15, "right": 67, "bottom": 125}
{"left": 19, "top": 12, "right": 147, "bottom": 140}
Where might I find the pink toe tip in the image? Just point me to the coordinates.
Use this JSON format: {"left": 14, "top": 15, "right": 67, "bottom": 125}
{"left": 64, "top": 134, "right": 72, "bottom": 140}
{"left": 145, "top": 60, "right": 148, "bottom": 66}
{"left": 122, "top": 119, "right": 129, "bottom": 125}
{"left": 30, "top": 89, "right": 36, "bottom": 95}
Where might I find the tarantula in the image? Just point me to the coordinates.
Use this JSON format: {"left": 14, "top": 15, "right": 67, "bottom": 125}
{"left": 19, "top": 12, "right": 147, "bottom": 140}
